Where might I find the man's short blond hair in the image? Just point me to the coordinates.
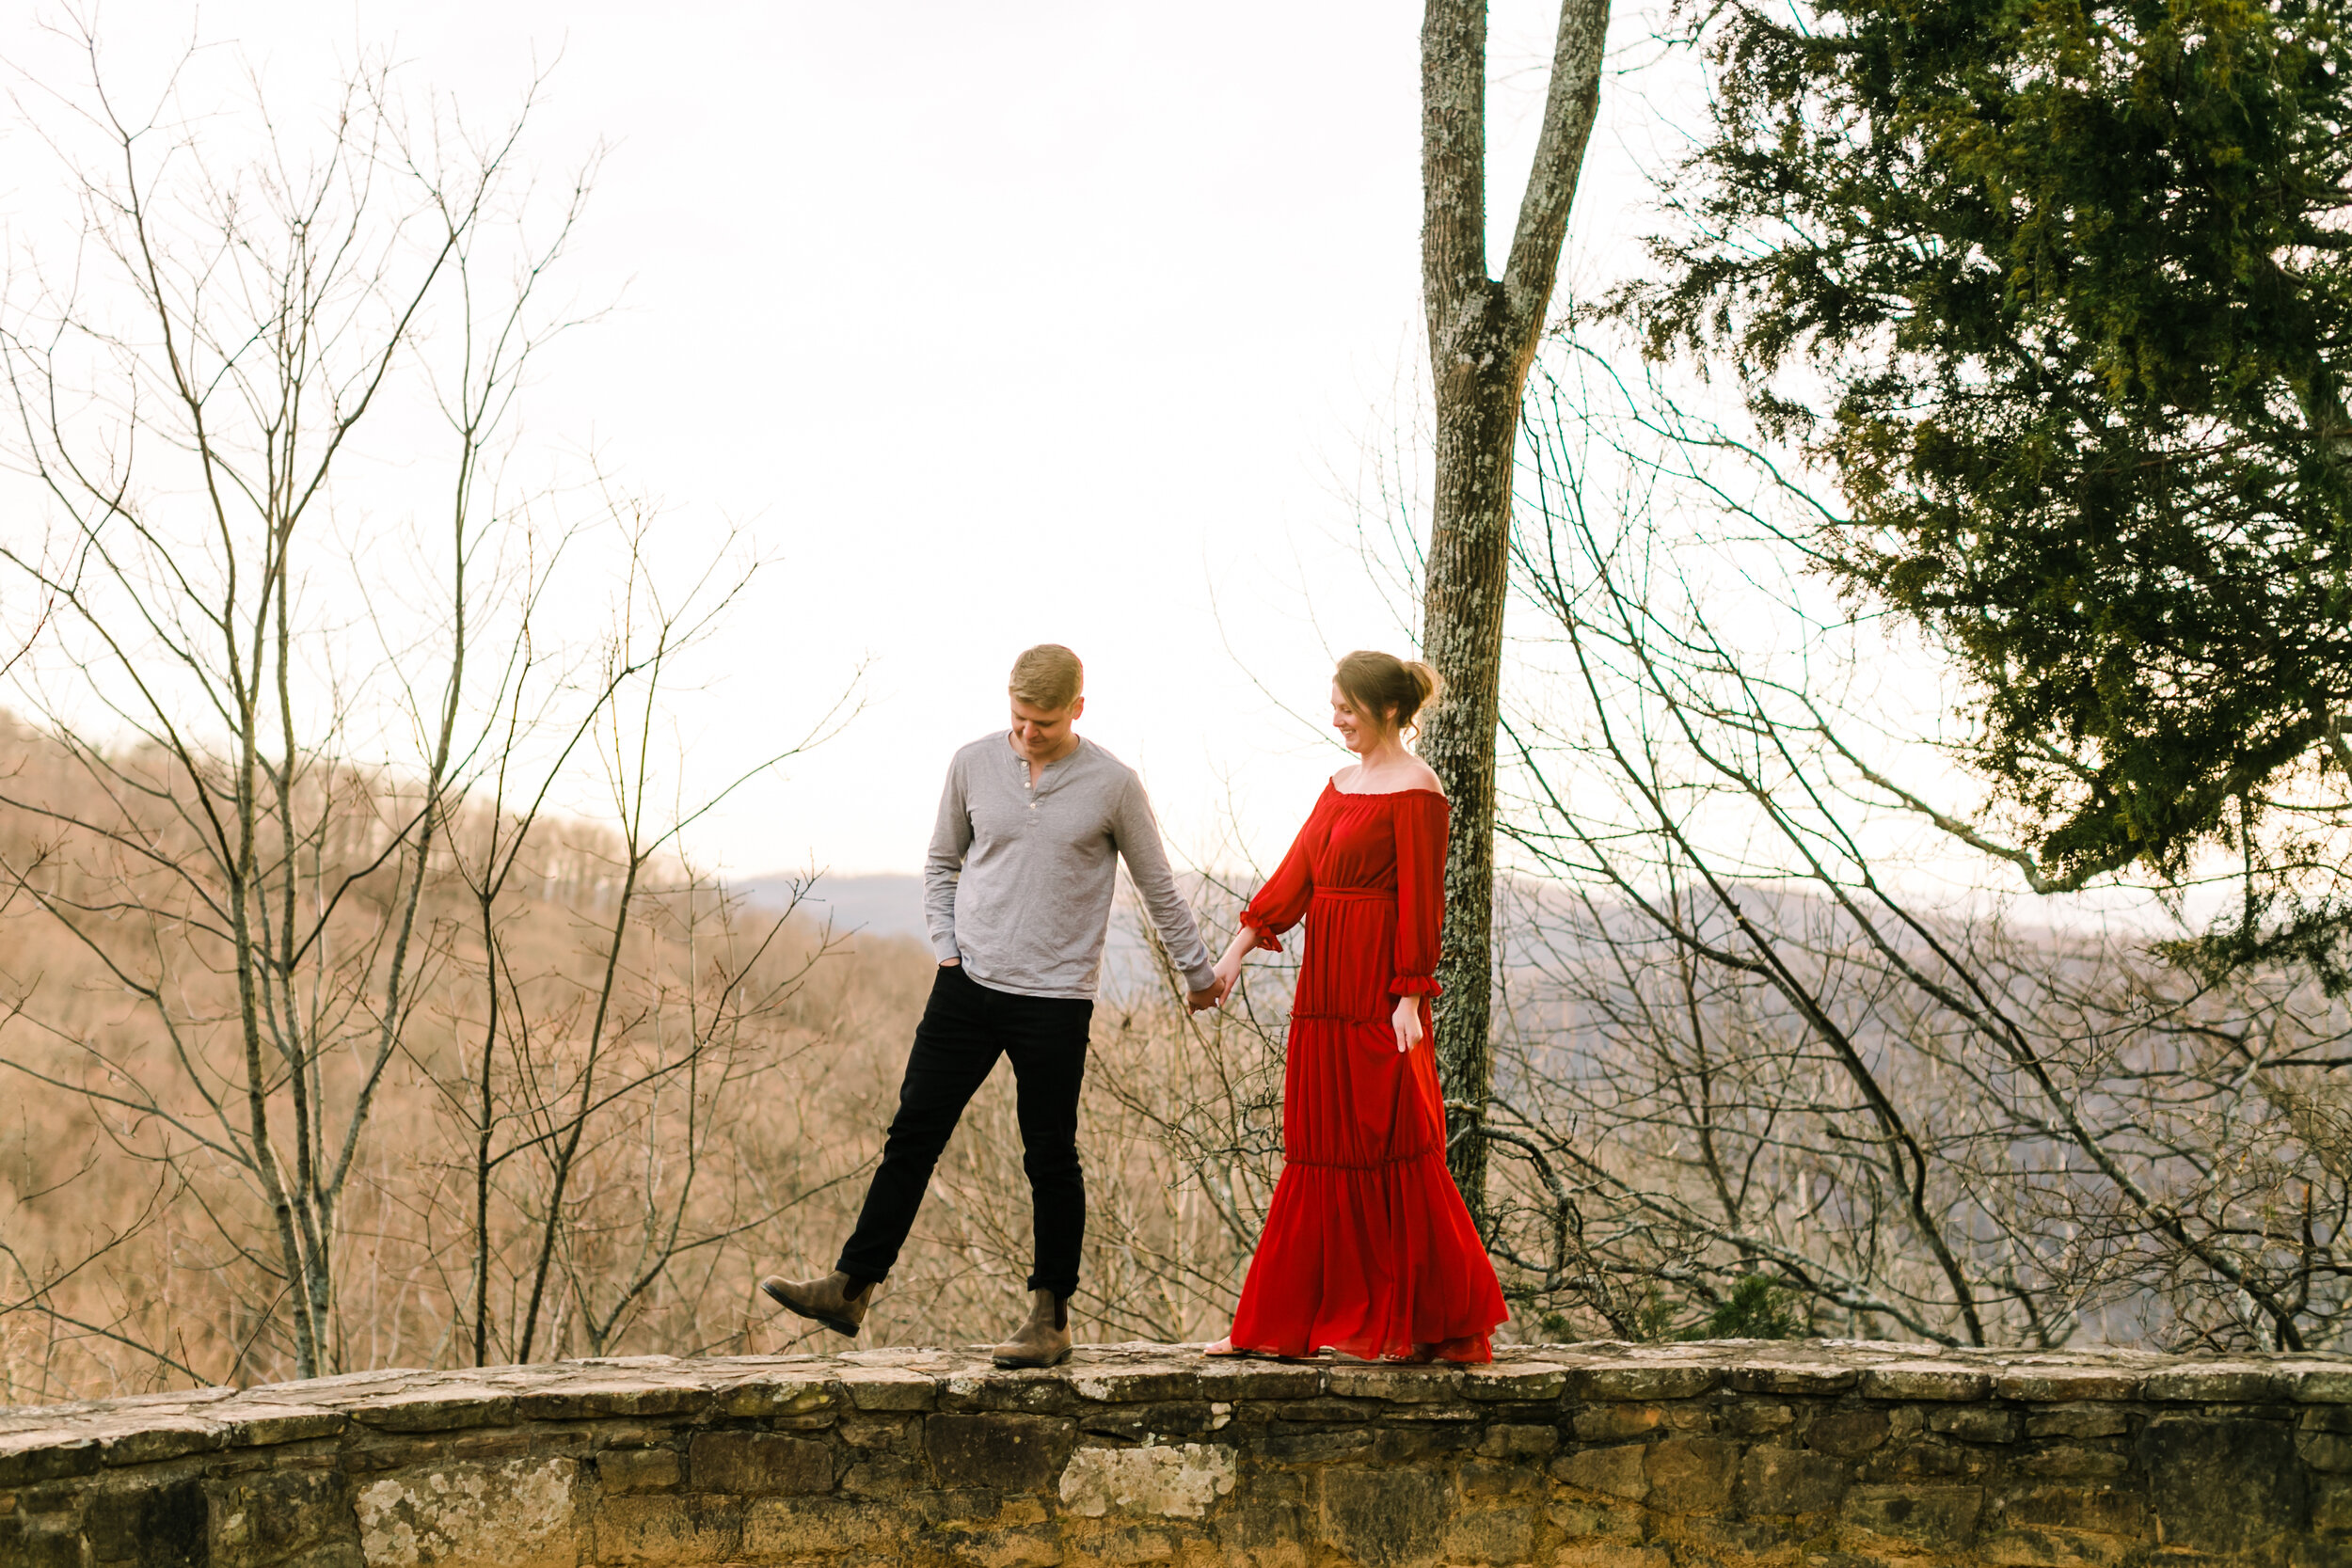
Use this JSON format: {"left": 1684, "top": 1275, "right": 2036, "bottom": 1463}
{"left": 1009, "top": 644, "right": 1084, "bottom": 710}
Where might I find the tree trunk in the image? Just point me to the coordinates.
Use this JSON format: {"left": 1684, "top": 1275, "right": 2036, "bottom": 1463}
{"left": 1419, "top": 0, "right": 1612, "bottom": 1220}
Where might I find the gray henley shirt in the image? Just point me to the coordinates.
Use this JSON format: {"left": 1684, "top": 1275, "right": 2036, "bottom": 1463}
{"left": 924, "top": 733, "right": 1217, "bottom": 1000}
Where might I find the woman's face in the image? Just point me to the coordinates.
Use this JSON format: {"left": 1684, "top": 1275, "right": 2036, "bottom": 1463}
{"left": 1331, "top": 682, "right": 1390, "bottom": 755}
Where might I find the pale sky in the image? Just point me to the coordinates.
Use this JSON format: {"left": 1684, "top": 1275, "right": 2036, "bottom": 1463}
{"left": 0, "top": 1, "right": 1683, "bottom": 879}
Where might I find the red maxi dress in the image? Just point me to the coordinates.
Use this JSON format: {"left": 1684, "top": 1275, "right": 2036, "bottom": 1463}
{"left": 1224, "top": 782, "right": 1508, "bottom": 1362}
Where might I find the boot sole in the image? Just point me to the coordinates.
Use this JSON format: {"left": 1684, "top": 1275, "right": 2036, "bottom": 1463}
{"left": 761, "top": 1279, "right": 862, "bottom": 1338}
{"left": 992, "top": 1346, "right": 1072, "bottom": 1370}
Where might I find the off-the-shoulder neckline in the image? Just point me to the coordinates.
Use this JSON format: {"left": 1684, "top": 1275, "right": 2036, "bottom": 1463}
{"left": 1326, "top": 775, "right": 1449, "bottom": 800}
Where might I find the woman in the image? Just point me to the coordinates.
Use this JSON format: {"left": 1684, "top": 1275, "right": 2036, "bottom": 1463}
{"left": 1206, "top": 651, "right": 1507, "bottom": 1362}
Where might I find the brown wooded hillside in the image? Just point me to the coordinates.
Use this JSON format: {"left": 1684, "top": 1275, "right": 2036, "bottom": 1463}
{"left": 0, "top": 716, "right": 1278, "bottom": 1403}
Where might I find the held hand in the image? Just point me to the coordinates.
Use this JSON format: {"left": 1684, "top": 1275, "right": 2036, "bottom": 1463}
{"left": 1391, "top": 994, "right": 1423, "bottom": 1054}
{"left": 1185, "top": 976, "right": 1228, "bottom": 1013}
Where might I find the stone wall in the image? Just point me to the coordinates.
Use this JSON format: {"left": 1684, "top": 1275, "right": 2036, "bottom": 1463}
{"left": 3, "top": 1340, "right": 2349, "bottom": 1568}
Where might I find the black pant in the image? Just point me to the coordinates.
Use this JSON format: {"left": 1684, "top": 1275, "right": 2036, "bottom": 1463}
{"left": 836, "top": 963, "right": 1093, "bottom": 1298}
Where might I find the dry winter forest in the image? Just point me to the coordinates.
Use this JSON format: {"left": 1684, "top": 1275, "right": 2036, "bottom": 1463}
{"left": 7, "top": 0, "right": 2352, "bottom": 1407}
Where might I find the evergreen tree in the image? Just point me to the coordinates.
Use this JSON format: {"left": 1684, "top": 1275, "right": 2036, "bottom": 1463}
{"left": 1635, "top": 0, "right": 2352, "bottom": 974}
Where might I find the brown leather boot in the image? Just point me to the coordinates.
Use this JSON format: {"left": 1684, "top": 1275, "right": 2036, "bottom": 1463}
{"left": 759, "top": 1270, "right": 874, "bottom": 1338}
{"left": 992, "top": 1288, "right": 1073, "bottom": 1369}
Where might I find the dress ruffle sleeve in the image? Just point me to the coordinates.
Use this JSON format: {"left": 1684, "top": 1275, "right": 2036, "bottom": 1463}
{"left": 1390, "top": 791, "right": 1448, "bottom": 997}
{"left": 1238, "top": 791, "right": 1323, "bottom": 952}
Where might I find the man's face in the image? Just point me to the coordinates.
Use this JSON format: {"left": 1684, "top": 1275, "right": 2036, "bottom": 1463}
{"left": 1009, "top": 695, "right": 1084, "bottom": 760}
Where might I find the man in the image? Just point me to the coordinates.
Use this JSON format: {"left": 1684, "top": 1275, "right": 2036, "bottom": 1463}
{"left": 760, "top": 644, "right": 1226, "bottom": 1368}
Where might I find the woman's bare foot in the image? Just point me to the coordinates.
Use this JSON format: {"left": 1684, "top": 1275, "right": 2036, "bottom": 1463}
{"left": 1203, "top": 1337, "right": 1243, "bottom": 1356}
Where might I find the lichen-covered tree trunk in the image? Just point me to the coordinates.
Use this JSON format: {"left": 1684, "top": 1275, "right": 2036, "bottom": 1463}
{"left": 1418, "top": 0, "right": 1611, "bottom": 1220}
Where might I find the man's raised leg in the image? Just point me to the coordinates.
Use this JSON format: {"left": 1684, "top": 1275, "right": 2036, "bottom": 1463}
{"left": 763, "top": 963, "right": 1000, "bottom": 1336}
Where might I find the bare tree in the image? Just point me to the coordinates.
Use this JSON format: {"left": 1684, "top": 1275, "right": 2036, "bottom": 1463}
{"left": 1459, "top": 327, "right": 2352, "bottom": 1352}
{"left": 0, "top": 27, "right": 596, "bottom": 1380}
{"left": 1419, "top": 0, "right": 1614, "bottom": 1219}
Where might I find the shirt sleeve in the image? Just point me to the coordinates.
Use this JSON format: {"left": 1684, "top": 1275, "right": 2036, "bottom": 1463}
{"left": 922, "top": 755, "right": 973, "bottom": 963}
{"left": 1391, "top": 792, "right": 1448, "bottom": 998}
{"left": 1238, "top": 793, "right": 1322, "bottom": 952}
{"left": 1109, "top": 773, "right": 1219, "bottom": 994}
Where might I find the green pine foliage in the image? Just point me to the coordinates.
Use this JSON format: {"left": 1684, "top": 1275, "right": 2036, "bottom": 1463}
{"left": 1692, "top": 1275, "right": 1804, "bottom": 1341}
{"left": 1632, "top": 0, "right": 2352, "bottom": 974}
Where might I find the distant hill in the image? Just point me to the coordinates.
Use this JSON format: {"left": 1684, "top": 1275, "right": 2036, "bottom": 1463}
{"left": 737, "top": 872, "right": 930, "bottom": 943}
{"left": 731, "top": 870, "right": 1183, "bottom": 992}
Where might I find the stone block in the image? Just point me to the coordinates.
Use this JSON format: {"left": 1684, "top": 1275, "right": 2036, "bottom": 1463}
{"left": 1476, "top": 1423, "right": 1561, "bottom": 1459}
{"left": 1211, "top": 1472, "right": 1310, "bottom": 1555}
{"left": 2302, "top": 1432, "right": 2352, "bottom": 1472}
{"left": 1994, "top": 1368, "right": 2141, "bottom": 1402}
{"left": 590, "top": 1493, "right": 745, "bottom": 1565}
{"left": 709, "top": 1373, "right": 836, "bottom": 1419}
{"left": 514, "top": 1380, "right": 710, "bottom": 1421}
{"left": 2141, "top": 1365, "right": 2286, "bottom": 1403}
{"left": 1842, "top": 1482, "right": 1983, "bottom": 1548}
{"left": 1553, "top": 1444, "right": 1648, "bottom": 1501}
{"left": 1544, "top": 1496, "right": 1643, "bottom": 1544}
{"left": 2022, "top": 1446, "right": 2127, "bottom": 1480}
{"left": 1325, "top": 1366, "right": 1463, "bottom": 1403}
{"left": 1191, "top": 1365, "right": 1326, "bottom": 1402}
{"left": 1725, "top": 1363, "right": 1859, "bottom": 1397}
{"left": 1255, "top": 1429, "right": 1372, "bottom": 1464}
{"left": 353, "top": 1456, "right": 580, "bottom": 1568}
{"left": 1645, "top": 1436, "right": 1737, "bottom": 1513}
{"left": 1876, "top": 1437, "right": 1988, "bottom": 1478}
{"left": 1804, "top": 1407, "right": 1888, "bottom": 1456}
{"left": 1725, "top": 1402, "right": 1792, "bottom": 1436}
{"left": 925, "top": 1414, "right": 1076, "bottom": 1492}
{"left": 1439, "top": 1504, "right": 1535, "bottom": 1564}
{"left": 0, "top": 1434, "right": 103, "bottom": 1489}
{"left": 1570, "top": 1405, "right": 1663, "bottom": 1442}
{"left": 835, "top": 1366, "right": 937, "bottom": 1411}
{"left": 1976, "top": 1527, "right": 2130, "bottom": 1565}
{"left": 1372, "top": 1425, "right": 1477, "bottom": 1464}
{"left": 688, "top": 1432, "right": 833, "bottom": 1495}
{"left": 83, "top": 1474, "right": 207, "bottom": 1567}
{"left": 1568, "top": 1366, "right": 1719, "bottom": 1402}
{"left": 1739, "top": 1445, "right": 1849, "bottom": 1515}
{"left": 1268, "top": 1399, "right": 1369, "bottom": 1423}
{"left": 6, "top": 1513, "right": 91, "bottom": 1568}
{"left": 936, "top": 1524, "right": 1065, "bottom": 1567}
{"left": 2141, "top": 1415, "right": 2306, "bottom": 1553}
{"left": 2286, "top": 1367, "right": 2352, "bottom": 1404}
{"left": 596, "top": 1446, "right": 682, "bottom": 1494}
{"left": 207, "top": 1465, "right": 360, "bottom": 1567}
{"left": 941, "top": 1373, "right": 1079, "bottom": 1417}
{"left": 839, "top": 1414, "right": 915, "bottom": 1449}
{"left": 97, "top": 1422, "right": 221, "bottom": 1469}
{"left": 1550, "top": 1546, "right": 1670, "bottom": 1568}
{"left": 219, "top": 1405, "right": 349, "bottom": 1449}
{"left": 1929, "top": 1404, "right": 2020, "bottom": 1443}
{"left": 1461, "top": 1459, "right": 1531, "bottom": 1499}
{"left": 1463, "top": 1362, "right": 1570, "bottom": 1402}
{"left": 1066, "top": 1368, "right": 1199, "bottom": 1404}
{"left": 351, "top": 1390, "right": 517, "bottom": 1433}
{"left": 1320, "top": 1467, "right": 1454, "bottom": 1568}
{"left": 2025, "top": 1405, "right": 2130, "bottom": 1439}
{"left": 1077, "top": 1402, "right": 1217, "bottom": 1442}
{"left": 839, "top": 1455, "right": 924, "bottom": 1497}
{"left": 736, "top": 1495, "right": 906, "bottom": 1557}
{"left": 1996, "top": 1484, "right": 2144, "bottom": 1536}
{"left": 1057, "top": 1444, "right": 1236, "bottom": 1519}
{"left": 2312, "top": 1476, "right": 2352, "bottom": 1531}
{"left": 1858, "top": 1364, "right": 1992, "bottom": 1402}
